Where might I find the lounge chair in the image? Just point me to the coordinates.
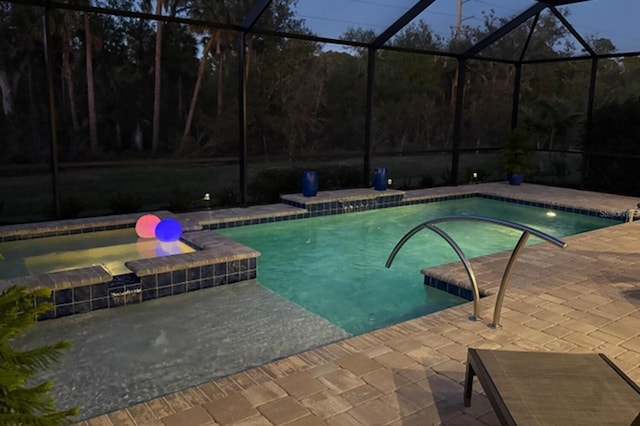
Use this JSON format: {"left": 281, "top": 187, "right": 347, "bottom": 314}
{"left": 464, "top": 348, "right": 640, "bottom": 425}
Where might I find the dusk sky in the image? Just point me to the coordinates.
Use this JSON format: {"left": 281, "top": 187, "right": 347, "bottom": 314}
{"left": 292, "top": 0, "right": 640, "bottom": 54}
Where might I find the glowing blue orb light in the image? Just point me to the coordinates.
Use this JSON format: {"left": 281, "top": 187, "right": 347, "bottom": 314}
{"left": 155, "top": 218, "right": 183, "bottom": 242}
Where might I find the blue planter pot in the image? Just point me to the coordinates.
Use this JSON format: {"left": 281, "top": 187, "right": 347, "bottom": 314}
{"left": 373, "top": 168, "right": 388, "bottom": 191}
{"left": 302, "top": 171, "right": 318, "bottom": 197}
{"left": 507, "top": 172, "right": 525, "bottom": 185}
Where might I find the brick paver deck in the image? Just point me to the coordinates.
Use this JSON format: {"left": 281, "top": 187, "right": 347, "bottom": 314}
{"left": 74, "top": 183, "right": 640, "bottom": 425}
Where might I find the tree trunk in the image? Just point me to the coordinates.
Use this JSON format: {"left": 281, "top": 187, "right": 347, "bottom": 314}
{"left": 115, "top": 120, "right": 121, "bottom": 150}
{"left": 61, "top": 28, "right": 80, "bottom": 132}
{"left": 181, "top": 34, "right": 216, "bottom": 150}
{"left": 84, "top": 13, "right": 99, "bottom": 155}
{"left": 447, "top": 66, "right": 458, "bottom": 145}
{"left": 216, "top": 36, "right": 224, "bottom": 120}
{"left": 0, "top": 70, "right": 13, "bottom": 116}
{"left": 151, "top": 5, "right": 163, "bottom": 156}
{"left": 177, "top": 74, "right": 183, "bottom": 119}
{"left": 244, "top": 36, "right": 253, "bottom": 82}
{"left": 134, "top": 122, "right": 143, "bottom": 151}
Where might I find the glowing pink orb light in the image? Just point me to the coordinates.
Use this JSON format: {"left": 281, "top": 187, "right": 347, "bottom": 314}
{"left": 155, "top": 218, "right": 183, "bottom": 242}
{"left": 135, "top": 214, "right": 161, "bottom": 239}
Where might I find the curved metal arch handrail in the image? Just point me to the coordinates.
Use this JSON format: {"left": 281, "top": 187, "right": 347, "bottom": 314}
{"left": 385, "top": 214, "right": 567, "bottom": 327}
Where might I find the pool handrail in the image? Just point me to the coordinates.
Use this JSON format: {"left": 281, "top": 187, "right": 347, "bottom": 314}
{"left": 385, "top": 215, "right": 567, "bottom": 327}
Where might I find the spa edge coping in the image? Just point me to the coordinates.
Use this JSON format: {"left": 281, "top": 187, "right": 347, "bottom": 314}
{"left": 0, "top": 205, "right": 310, "bottom": 241}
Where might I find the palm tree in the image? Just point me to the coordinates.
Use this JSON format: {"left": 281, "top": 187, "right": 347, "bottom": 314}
{"left": 142, "top": 0, "right": 169, "bottom": 156}
{"left": 181, "top": 27, "right": 237, "bottom": 151}
{"left": 180, "top": 0, "right": 240, "bottom": 152}
{"left": 181, "top": 32, "right": 215, "bottom": 149}
{"left": 152, "top": 0, "right": 168, "bottom": 156}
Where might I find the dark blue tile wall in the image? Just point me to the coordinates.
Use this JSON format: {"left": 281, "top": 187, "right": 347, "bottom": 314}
{"left": 475, "top": 194, "right": 627, "bottom": 222}
{"left": 423, "top": 275, "right": 480, "bottom": 301}
{"left": 37, "top": 256, "right": 258, "bottom": 321}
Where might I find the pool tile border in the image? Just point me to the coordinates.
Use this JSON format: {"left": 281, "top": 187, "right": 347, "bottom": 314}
{"left": 205, "top": 212, "right": 310, "bottom": 230}
{"left": 423, "top": 275, "right": 481, "bottom": 301}
{"left": 205, "top": 190, "right": 628, "bottom": 230}
{"left": 475, "top": 193, "right": 627, "bottom": 220}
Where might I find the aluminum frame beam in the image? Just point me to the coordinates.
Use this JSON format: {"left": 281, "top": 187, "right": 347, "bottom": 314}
{"left": 536, "top": 0, "right": 591, "bottom": 5}
{"left": 462, "top": 3, "right": 546, "bottom": 60}
{"left": 549, "top": 6, "right": 595, "bottom": 56}
{"left": 372, "top": 0, "right": 437, "bottom": 48}
{"left": 241, "top": 0, "right": 272, "bottom": 31}
{"left": 7, "top": 0, "right": 640, "bottom": 62}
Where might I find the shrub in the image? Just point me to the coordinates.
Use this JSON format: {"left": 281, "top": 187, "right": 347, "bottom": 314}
{"left": 420, "top": 174, "right": 434, "bottom": 188}
{"left": 552, "top": 160, "right": 569, "bottom": 178}
{"left": 248, "top": 168, "right": 302, "bottom": 204}
{"left": 168, "top": 187, "right": 196, "bottom": 212}
{"left": 318, "top": 165, "right": 361, "bottom": 190}
{"left": 0, "top": 285, "right": 79, "bottom": 424}
{"left": 502, "top": 128, "right": 533, "bottom": 175}
{"left": 58, "top": 197, "right": 85, "bottom": 219}
{"left": 108, "top": 192, "right": 142, "bottom": 214}
{"left": 214, "top": 188, "right": 237, "bottom": 207}
{"left": 248, "top": 165, "right": 362, "bottom": 204}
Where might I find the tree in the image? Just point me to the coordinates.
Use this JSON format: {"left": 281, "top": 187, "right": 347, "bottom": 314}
{"left": 141, "top": 0, "right": 170, "bottom": 156}
{"left": 317, "top": 51, "right": 365, "bottom": 153}
{"left": 0, "top": 2, "right": 46, "bottom": 162}
{"left": 248, "top": 26, "right": 325, "bottom": 159}
{"left": 181, "top": 33, "right": 215, "bottom": 150}
{"left": 52, "top": 9, "right": 81, "bottom": 133}
{"left": 0, "top": 3, "right": 24, "bottom": 142}
{"left": 180, "top": 0, "right": 242, "bottom": 152}
{"left": 276, "top": 39, "right": 326, "bottom": 159}
{"left": 84, "top": 12, "right": 99, "bottom": 155}
{"left": 0, "top": 285, "right": 79, "bottom": 425}
{"left": 152, "top": 0, "right": 168, "bottom": 156}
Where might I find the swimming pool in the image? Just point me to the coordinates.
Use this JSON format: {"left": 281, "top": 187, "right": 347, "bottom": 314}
{"left": 218, "top": 197, "right": 617, "bottom": 335}
{"left": 13, "top": 194, "right": 619, "bottom": 420}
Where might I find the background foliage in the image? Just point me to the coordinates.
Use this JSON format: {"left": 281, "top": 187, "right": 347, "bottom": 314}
{"left": 0, "top": 1, "right": 638, "bottom": 222}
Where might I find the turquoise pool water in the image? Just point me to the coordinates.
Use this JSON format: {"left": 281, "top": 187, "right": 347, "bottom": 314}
{"left": 219, "top": 198, "right": 618, "bottom": 335}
